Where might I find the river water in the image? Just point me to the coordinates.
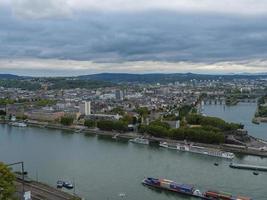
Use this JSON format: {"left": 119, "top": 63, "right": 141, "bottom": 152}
{"left": 0, "top": 123, "right": 266, "bottom": 200}
{"left": 203, "top": 102, "right": 267, "bottom": 140}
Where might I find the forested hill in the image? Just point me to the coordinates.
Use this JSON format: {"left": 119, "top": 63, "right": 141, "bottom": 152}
{"left": 0, "top": 74, "right": 21, "bottom": 79}
{"left": 1, "top": 73, "right": 267, "bottom": 88}
{"left": 78, "top": 73, "right": 267, "bottom": 83}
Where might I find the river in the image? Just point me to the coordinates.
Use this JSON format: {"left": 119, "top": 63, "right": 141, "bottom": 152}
{"left": 0, "top": 123, "right": 266, "bottom": 200}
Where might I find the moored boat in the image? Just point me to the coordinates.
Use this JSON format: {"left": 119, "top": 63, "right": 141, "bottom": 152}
{"left": 57, "top": 180, "right": 74, "bottom": 189}
{"left": 129, "top": 137, "right": 149, "bottom": 145}
{"left": 159, "top": 142, "right": 177, "bottom": 150}
{"left": 159, "top": 141, "right": 234, "bottom": 159}
{"left": 9, "top": 122, "right": 27, "bottom": 127}
{"left": 177, "top": 144, "right": 235, "bottom": 159}
{"left": 63, "top": 181, "right": 74, "bottom": 189}
{"left": 57, "top": 180, "right": 64, "bottom": 188}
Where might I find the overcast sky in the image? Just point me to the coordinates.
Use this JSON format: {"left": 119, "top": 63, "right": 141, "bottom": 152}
{"left": 0, "top": 0, "right": 267, "bottom": 76}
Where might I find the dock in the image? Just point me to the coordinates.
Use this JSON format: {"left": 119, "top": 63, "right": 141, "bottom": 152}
{"left": 229, "top": 163, "right": 267, "bottom": 171}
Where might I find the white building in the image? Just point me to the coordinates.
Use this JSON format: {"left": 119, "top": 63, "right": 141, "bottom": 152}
{"left": 79, "top": 101, "right": 91, "bottom": 115}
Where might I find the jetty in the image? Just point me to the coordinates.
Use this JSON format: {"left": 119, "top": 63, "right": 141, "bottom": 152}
{"left": 229, "top": 163, "right": 267, "bottom": 171}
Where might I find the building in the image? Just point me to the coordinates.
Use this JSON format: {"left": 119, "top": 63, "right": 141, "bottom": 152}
{"left": 25, "top": 110, "right": 65, "bottom": 122}
{"left": 85, "top": 113, "right": 122, "bottom": 121}
{"left": 79, "top": 101, "right": 91, "bottom": 115}
{"left": 115, "top": 90, "right": 124, "bottom": 100}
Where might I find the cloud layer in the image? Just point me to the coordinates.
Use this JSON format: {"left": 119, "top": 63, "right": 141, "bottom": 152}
{"left": 0, "top": 0, "right": 267, "bottom": 75}
{"left": 1, "top": 58, "right": 267, "bottom": 76}
{"left": 4, "top": 0, "right": 267, "bottom": 17}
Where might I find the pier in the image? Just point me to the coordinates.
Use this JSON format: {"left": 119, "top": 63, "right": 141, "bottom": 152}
{"left": 229, "top": 163, "right": 267, "bottom": 171}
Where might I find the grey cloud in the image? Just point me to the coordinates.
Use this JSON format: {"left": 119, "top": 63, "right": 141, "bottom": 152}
{"left": 0, "top": 8, "right": 267, "bottom": 64}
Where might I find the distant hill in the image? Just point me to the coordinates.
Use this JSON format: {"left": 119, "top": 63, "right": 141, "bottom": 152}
{"left": 78, "top": 73, "right": 267, "bottom": 83}
{"left": 1, "top": 73, "right": 267, "bottom": 84}
{"left": 0, "top": 74, "right": 20, "bottom": 79}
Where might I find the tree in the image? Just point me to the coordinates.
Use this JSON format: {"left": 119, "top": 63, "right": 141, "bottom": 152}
{"left": 0, "top": 162, "right": 16, "bottom": 200}
{"left": 36, "top": 99, "right": 57, "bottom": 107}
{"left": 60, "top": 117, "right": 74, "bottom": 126}
{"left": 149, "top": 120, "right": 170, "bottom": 129}
{"left": 121, "top": 114, "right": 134, "bottom": 124}
{"left": 110, "top": 107, "right": 125, "bottom": 115}
{"left": 84, "top": 119, "right": 96, "bottom": 128}
{"left": 97, "top": 120, "right": 128, "bottom": 132}
{"left": 0, "top": 110, "right": 6, "bottom": 116}
{"left": 178, "top": 105, "right": 193, "bottom": 119}
{"left": 186, "top": 114, "right": 242, "bottom": 131}
{"left": 136, "top": 107, "right": 149, "bottom": 122}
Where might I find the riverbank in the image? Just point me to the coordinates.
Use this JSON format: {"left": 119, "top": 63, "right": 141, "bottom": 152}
{"left": 15, "top": 177, "right": 81, "bottom": 200}
{"left": 2, "top": 120, "right": 267, "bottom": 157}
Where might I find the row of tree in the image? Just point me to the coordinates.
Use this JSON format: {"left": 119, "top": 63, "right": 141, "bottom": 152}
{"left": 186, "top": 114, "right": 243, "bottom": 131}
{"left": 139, "top": 123, "right": 225, "bottom": 144}
{"left": 256, "top": 95, "right": 267, "bottom": 117}
{"left": 96, "top": 120, "right": 128, "bottom": 132}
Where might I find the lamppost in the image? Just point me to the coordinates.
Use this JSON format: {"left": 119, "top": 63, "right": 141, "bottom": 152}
{"left": 0, "top": 187, "right": 4, "bottom": 199}
{"left": 7, "top": 161, "right": 25, "bottom": 199}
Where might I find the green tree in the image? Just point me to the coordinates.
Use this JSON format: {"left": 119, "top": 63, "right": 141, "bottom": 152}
{"left": 178, "top": 105, "right": 193, "bottom": 119}
{"left": 0, "top": 162, "right": 16, "bottom": 200}
{"left": 110, "top": 107, "right": 125, "bottom": 115}
{"left": 121, "top": 114, "right": 134, "bottom": 124}
{"left": 84, "top": 119, "right": 96, "bottom": 128}
{"left": 36, "top": 99, "right": 57, "bottom": 107}
{"left": 136, "top": 107, "right": 149, "bottom": 122}
{"left": 149, "top": 120, "right": 170, "bottom": 129}
{"left": 0, "top": 110, "right": 6, "bottom": 116}
{"left": 97, "top": 120, "right": 128, "bottom": 132}
{"left": 60, "top": 117, "right": 74, "bottom": 126}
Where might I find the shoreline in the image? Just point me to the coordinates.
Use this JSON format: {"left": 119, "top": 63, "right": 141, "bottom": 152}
{"left": 2, "top": 120, "right": 267, "bottom": 158}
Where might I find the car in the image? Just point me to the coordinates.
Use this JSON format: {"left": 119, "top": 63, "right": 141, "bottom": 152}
{"left": 56, "top": 180, "right": 64, "bottom": 188}
{"left": 63, "top": 181, "right": 74, "bottom": 189}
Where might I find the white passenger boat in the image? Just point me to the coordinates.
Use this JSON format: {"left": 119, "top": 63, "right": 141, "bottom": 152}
{"left": 177, "top": 144, "right": 235, "bottom": 159}
{"left": 9, "top": 122, "right": 27, "bottom": 127}
{"left": 159, "top": 142, "right": 177, "bottom": 150}
{"left": 159, "top": 142, "right": 234, "bottom": 159}
{"left": 129, "top": 137, "right": 149, "bottom": 145}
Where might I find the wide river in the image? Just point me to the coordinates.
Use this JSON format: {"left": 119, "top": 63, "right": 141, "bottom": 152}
{"left": 0, "top": 103, "right": 266, "bottom": 200}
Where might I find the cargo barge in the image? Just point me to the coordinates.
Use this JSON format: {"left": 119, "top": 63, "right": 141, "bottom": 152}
{"left": 142, "top": 177, "right": 252, "bottom": 200}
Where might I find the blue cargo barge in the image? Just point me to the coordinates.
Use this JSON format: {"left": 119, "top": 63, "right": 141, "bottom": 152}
{"left": 142, "top": 177, "right": 252, "bottom": 200}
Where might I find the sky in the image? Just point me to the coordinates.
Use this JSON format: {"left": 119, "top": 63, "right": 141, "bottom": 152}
{"left": 0, "top": 0, "right": 267, "bottom": 76}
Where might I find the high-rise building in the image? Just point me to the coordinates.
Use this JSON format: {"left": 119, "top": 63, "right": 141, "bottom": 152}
{"left": 115, "top": 89, "right": 124, "bottom": 100}
{"left": 79, "top": 101, "right": 91, "bottom": 115}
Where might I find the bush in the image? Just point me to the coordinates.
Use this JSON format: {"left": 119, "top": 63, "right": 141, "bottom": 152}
{"left": 0, "top": 162, "right": 16, "bottom": 199}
